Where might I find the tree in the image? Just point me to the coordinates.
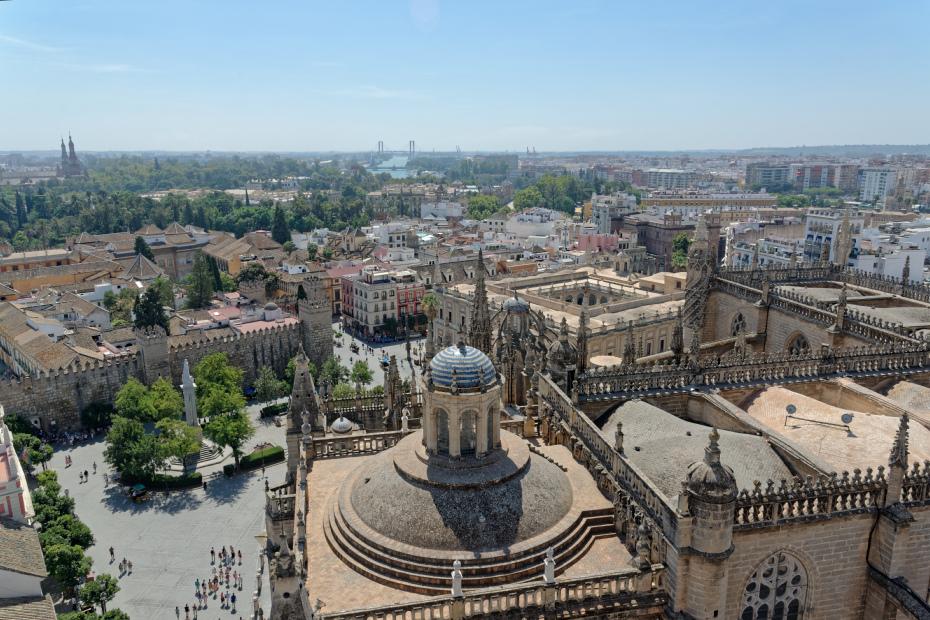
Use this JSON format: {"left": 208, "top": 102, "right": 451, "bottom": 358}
{"left": 466, "top": 195, "right": 500, "bottom": 220}
{"left": 296, "top": 284, "right": 307, "bottom": 300}
{"left": 513, "top": 186, "right": 544, "bottom": 211}
{"left": 45, "top": 543, "right": 92, "bottom": 592}
{"left": 80, "top": 573, "right": 120, "bottom": 614}
{"left": 186, "top": 251, "right": 215, "bottom": 309}
{"left": 254, "top": 366, "right": 286, "bottom": 402}
{"left": 203, "top": 410, "right": 254, "bottom": 468}
{"left": 320, "top": 357, "right": 349, "bottom": 384}
{"left": 271, "top": 204, "right": 291, "bottom": 245}
{"left": 236, "top": 261, "right": 268, "bottom": 285}
{"left": 332, "top": 382, "right": 356, "bottom": 399}
{"left": 322, "top": 247, "right": 333, "bottom": 260}
{"left": 103, "top": 416, "right": 163, "bottom": 480}
{"left": 307, "top": 244, "right": 318, "bottom": 260}
{"left": 39, "top": 514, "right": 94, "bottom": 549}
{"left": 149, "top": 276, "right": 175, "bottom": 309}
{"left": 671, "top": 232, "right": 691, "bottom": 269}
{"left": 134, "top": 236, "right": 155, "bottom": 261}
{"left": 133, "top": 286, "right": 169, "bottom": 331}
{"left": 80, "top": 402, "right": 114, "bottom": 429}
{"left": 13, "top": 432, "right": 53, "bottom": 472}
{"left": 194, "top": 353, "right": 243, "bottom": 395}
{"left": 207, "top": 254, "right": 223, "bottom": 290}
{"left": 147, "top": 377, "right": 184, "bottom": 421}
{"left": 155, "top": 418, "right": 201, "bottom": 462}
{"left": 283, "top": 240, "right": 296, "bottom": 254}
{"left": 351, "top": 360, "right": 373, "bottom": 387}
{"left": 114, "top": 378, "right": 156, "bottom": 421}
{"left": 105, "top": 288, "right": 139, "bottom": 327}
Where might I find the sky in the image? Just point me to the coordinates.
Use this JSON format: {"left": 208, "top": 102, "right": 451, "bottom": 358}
{"left": 1, "top": 0, "right": 928, "bottom": 152}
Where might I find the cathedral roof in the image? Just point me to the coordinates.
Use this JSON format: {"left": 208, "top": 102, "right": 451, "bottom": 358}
{"left": 503, "top": 296, "right": 530, "bottom": 313}
{"left": 429, "top": 342, "right": 496, "bottom": 390}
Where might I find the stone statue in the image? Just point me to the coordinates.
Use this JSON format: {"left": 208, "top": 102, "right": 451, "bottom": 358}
{"left": 451, "top": 559, "right": 463, "bottom": 597}
{"left": 401, "top": 407, "right": 410, "bottom": 432}
{"left": 543, "top": 546, "right": 556, "bottom": 584}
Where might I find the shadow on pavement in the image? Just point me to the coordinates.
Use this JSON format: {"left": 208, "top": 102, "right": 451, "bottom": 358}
{"left": 101, "top": 484, "right": 204, "bottom": 514}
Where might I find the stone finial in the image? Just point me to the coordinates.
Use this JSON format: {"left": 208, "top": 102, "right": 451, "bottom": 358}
{"left": 902, "top": 255, "right": 911, "bottom": 284}
{"left": 890, "top": 413, "right": 909, "bottom": 470}
{"left": 401, "top": 407, "right": 410, "bottom": 432}
{"left": 450, "top": 368, "right": 459, "bottom": 394}
{"left": 685, "top": 427, "right": 737, "bottom": 501}
{"left": 633, "top": 522, "right": 651, "bottom": 570}
{"left": 614, "top": 422, "right": 624, "bottom": 454}
{"left": 543, "top": 546, "right": 556, "bottom": 584}
{"left": 451, "top": 560, "right": 463, "bottom": 597}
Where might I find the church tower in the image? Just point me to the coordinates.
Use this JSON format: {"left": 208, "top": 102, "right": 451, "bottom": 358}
{"left": 468, "top": 248, "right": 492, "bottom": 356}
{"left": 683, "top": 216, "right": 714, "bottom": 344}
{"left": 285, "top": 345, "right": 324, "bottom": 480}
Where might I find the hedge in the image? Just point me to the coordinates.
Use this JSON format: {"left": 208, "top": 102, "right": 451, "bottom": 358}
{"left": 260, "top": 402, "right": 288, "bottom": 418}
{"left": 124, "top": 472, "right": 203, "bottom": 490}
{"left": 223, "top": 445, "right": 285, "bottom": 476}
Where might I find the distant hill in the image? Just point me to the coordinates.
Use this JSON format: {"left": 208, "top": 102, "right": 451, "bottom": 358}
{"left": 734, "top": 144, "right": 930, "bottom": 157}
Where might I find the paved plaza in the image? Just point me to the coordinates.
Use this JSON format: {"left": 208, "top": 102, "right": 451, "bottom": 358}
{"left": 331, "top": 322, "right": 423, "bottom": 386}
{"left": 45, "top": 403, "right": 283, "bottom": 618}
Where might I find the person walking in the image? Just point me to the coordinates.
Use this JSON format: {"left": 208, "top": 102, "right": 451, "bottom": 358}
{"left": 92, "top": 462, "right": 97, "bottom": 474}
{"left": 175, "top": 605, "right": 180, "bottom": 619}
{"left": 83, "top": 469, "right": 89, "bottom": 482}
{"left": 230, "top": 592, "right": 237, "bottom": 613}
{"left": 237, "top": 549, "right": 242, "bottom": 565}
{"left": 127, "top": 560, "right": 133, "bottom": 574}
{"left": 184, "top": 603, "right": 190, "bottom": 619}
{"left": 109, "top": 547, "right": 115, "bottom": 563}
{"left": 210, "top": 547, "right": 215, "bottom": 564}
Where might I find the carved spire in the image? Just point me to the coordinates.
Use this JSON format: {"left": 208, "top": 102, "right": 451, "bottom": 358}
{"left": 671, "top": 309, "right": 684, "bottom": 359}
{"left": 614, "top": 421, "right": 624, "bottom": 454}
{"left": 890, "top": 413, "right": 909, "bottom": 470}
{"left": 902, "top": 255, "right": 911, "bottom": 284}
{"left": 833, "top": 209, "right": 853, "bottom": 268}
{"left": 576, "top": 308, "right": 588, "bottom": 377}
{"left": 468, "top": 247, "right": 492, "bottom": 356}
{"left": 685, "top": 427, "right": 737, "bottom": 502}
{"left": 750, "top": 243, "right": 759, "bottom": 270}
{"left": 834, "top": 283, "right": 848, "bottom": 331}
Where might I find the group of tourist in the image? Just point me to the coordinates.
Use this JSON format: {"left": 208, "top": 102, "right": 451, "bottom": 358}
{"left": 176, "top": 545, "right": 246, "bottom": 618}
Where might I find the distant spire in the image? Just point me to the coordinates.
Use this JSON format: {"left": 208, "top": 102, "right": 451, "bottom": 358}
{"left": 576, "top": 308, "right": 588, "bottom": 377}
{"left": 902, "top": 255, "right": 911, "bottom": 284}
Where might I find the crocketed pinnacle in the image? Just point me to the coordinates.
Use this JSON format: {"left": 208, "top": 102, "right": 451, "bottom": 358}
{"left": 890, "top": 413, "right": 909, "bottom": 470}
{"left": 468, "top": 247, "right": 493, "bottom": 356}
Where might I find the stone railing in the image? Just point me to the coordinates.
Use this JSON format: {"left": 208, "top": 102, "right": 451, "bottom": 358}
{"left": 266, "top": 488, "right": 295, "bottom": 522}
{"left": 734, "top": 471, "right": 887, "bottom": 529}
{"left": 538, "top": 374, "right": 679, "bottom": 539}
{"left": 577, "top": 342, "right": 930, "bottom": 401}
{"left": 312, "top": 429, "right": 413, "bottom": 459}
{"left": 319, "top": 566, "right": 666, "bottom": 620}
{"left": 901, "top": 461, "right": 930, "bottom": 506}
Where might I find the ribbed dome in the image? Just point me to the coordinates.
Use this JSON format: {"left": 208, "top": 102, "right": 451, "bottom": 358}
{"left": 330, "top": 415, "right": 354, "bottom": 434}
{"left": 503, "top": 296, "right": 530, "bottom": 313}
{"left": 429, "top": 343, "right": 496, "bottom": 389}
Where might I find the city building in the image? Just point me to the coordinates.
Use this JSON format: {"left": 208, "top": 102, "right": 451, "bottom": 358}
{"left": 859, "top": 168, "right": 898, "bottom": 207}
{"left": 644, "top": 168, "right": 698, "bottom": 189}
{"left": 745, "top": 162, "right": 791, "bottom": 189}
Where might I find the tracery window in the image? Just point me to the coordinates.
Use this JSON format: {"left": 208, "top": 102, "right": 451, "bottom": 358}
{"left": 786, "top": 334, "right": 810, "bottom": 355}
{"left": 731, "top": 313, "right": 747, "bottom": 336}
{"left": 740, "top": 551, "right": 808, "bottom": 620}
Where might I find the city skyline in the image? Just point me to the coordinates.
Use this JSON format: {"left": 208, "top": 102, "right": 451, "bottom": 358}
{"left": 2, "top": 0, "right": 929, "bottom": 151}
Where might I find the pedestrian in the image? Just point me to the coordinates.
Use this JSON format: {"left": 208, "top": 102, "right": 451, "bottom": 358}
{"left": 220, "top": 592, "right": 225, "bottom": 608}
{"left": 195, "top": 578, "right": 200, "bottom": 591}
{"left": 210, "top": 547, "right": 215, "bottom": 564}
{"left": 175, "top": 605, "right": 180, "bottom": 619}
{"left": 202, "top": 480, "right": 207, "bottom": 492}
{"left": 127, "top": 560, "right": 133, "bottom": 574}
{"left": 109, "top": 547, "right": 114, "bottom": 563}
{"left": 103, "top": 473, "right": 109, "bottom": 485}
{"left": 237, "top": 549, "right": 242, "bottom": 565}
{"left": 261, "top": 464, "right": 265, "bottom": 478}
{"left": 121, "top": 558, "right": 127, "bottom": 574}
{"left": 231, "top": 592, "right": 237, "bottom": 612}
{"left": 83, "top": 469, "right": 88, "bottom": 481}
{"left": 92, "top": 461, "right": 97, "bottom": 474}
{"left": 184, "top": 603, "right": 190, "bottom": 619}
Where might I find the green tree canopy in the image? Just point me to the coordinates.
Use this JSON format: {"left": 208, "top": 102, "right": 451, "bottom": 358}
{"left": 80, "top": 573, "right": 120, "bottom": 614}
{"left": 320, "top": 357, "right": 349, "bottom": 384}
{"left": 351, "top": 360, "right": 373, "bottom": 386}
{"left": 134, "top": 236, "right": 155, "bottom": 261}
{"left": 133, "top": 285, "right": 169, "bottom": 331}
{"left": 114, "top": 378, "right": 156, "bottom": 421}
{"left": 193, "top": 352, "right": 243, "bottom": 395}
{"left": 154, "top": 418, "right": 201, "bottom": 462}
{"left": 271, "top": 204, "right": 291, "bottom": 244}
{"left": 39, "top": 514, "right": 94, "bottom": 550}
{"left": 13, "top": 432, "right": 53, "bottom": 472}
{"left": 103, "top": 416, "right": 164, "bottom": 480}
{"left": 254, "top": 366, "right": 287, "bottom": 402}
{"left": 513, "top": 186, "right": 544, "bottom": 211}
{"left": 45, "top": 543, "right": 92, "bottom": 591}
{"left": 236, "top": 261, "right": 268, "bottom": 285}
{"left": 147, "top": 377, "right": 184, "bottom": 421}
{"left": 466, "top": 195, "right": 500, "bottom": 220}
{"left": 186, "top": 251, "right": 215, "bottom": 309}
{"left": 203, "top": 410, "right": 254, "bottom": 467}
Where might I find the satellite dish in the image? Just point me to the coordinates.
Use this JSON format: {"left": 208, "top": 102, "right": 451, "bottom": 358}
{"left": 786, "top": 404, "right": 797, "bottom": 415}
{"left": 841, "top": 413, "right": 854, "bottom": 424}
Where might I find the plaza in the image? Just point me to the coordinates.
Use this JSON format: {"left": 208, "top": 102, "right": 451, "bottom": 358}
{"left": 44, "top": 402, "right": 281, "bottom": 618}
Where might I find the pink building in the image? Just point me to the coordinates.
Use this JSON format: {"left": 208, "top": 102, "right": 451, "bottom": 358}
{"left": 574, "top": 233, "right": 621, "bottom": 253}
{"left": 0, "top": 406, "right": 33, "bottom": 523}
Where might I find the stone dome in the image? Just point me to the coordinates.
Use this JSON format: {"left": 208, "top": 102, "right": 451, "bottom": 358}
{"left": 263, "top": 302, "right": 279, "bottom": 311}
{"left": 686, "top": 428, "right": 737, "bottom": 502}
{"left": 503, "top": 296, "right": 530, "bottom": 313}
{"left": 330, "top": 415, "right": 353, "bottom": 434}
{"left": 429, "top": 342, "right": 496, "bottom": 389}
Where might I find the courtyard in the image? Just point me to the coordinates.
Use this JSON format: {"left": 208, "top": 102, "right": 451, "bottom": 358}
{"left": 44, "top": 402, "right": 281, "bottom": 618}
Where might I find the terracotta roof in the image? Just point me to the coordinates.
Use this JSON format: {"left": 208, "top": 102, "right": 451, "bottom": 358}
{"left": 135, "top": 224, "right": 163, "bottom": 235}
{"left": 0, "top": 596, "right": 56, "bottom": 620}
{"left": 0, "top": 518, "right": 47, "bottom": 578}
{"left": 118, "top": 254, "right": 164, "bottom": 281}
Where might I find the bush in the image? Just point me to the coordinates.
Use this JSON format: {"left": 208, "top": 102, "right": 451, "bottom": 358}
{"left": 123, "top": 472, "right": 202, "bottom": 490}
{"left": 225, "top": 445, "right": 285, "bottom": 475}
{"left": 260, "top": 402, "right": 288, "bottom": 418}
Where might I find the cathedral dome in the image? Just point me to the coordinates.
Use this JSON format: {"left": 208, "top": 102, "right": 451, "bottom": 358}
{"left": 330, "top": 415, "right": 353, "bottom": 434}
{"left": 429, "top": 342, "right": 496, "bottom": 390}
{"left": 503, "top": 296, "right": 530, "bottom": 313}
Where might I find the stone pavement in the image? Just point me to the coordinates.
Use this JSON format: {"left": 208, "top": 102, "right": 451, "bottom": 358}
{"left": 44, "top": 402, "right": 285, "bottom": 618}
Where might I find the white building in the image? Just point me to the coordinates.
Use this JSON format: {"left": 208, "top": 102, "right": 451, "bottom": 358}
{"left": 858, "top": 168, "right": 898, "bottom": 206}
{"left": 802, "top": 209, "right": 864, "bottom": 262}
{"left": 850, "top": 247, "right": 924, "bottom": 283}
{"left": 644, "top": 168, "right": 698, "bottom": 190}
{"left": 592, "top": 192, "right": 637, "bottom": 234}
{"left": 504, "top": 208, "right": 564, "bottom": 238}
{"left": 420, "top": 201, "right": 464, "bottom": 220}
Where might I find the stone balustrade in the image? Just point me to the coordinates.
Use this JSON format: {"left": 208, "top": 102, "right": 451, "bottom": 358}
{"left": 319, "top": 566, "right": 666, "bottom": 620}
{"left": 901, "top": 461, "right": 930, "bottom": 506}
{"left": 312, "top": 429, "right": 414, "bottom": 459}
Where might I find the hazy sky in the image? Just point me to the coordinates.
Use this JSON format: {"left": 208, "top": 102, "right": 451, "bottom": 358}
{"left": 1, "top": 0, "right": 928, "bottom": 152}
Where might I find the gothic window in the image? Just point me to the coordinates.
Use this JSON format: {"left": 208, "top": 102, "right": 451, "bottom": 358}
{"left": 740, "top": 551, "right": 808, "bottom": 620}
{"left": 460, "top": 411, "right": 477, "bottom": 456}
{"left": 436, "top": 409, "right": 449, "bottom": 454}
{"left": 786, "top": 334, "right": 810, "bottom": 356}
{"left": 731, "top": 313, "right": 747, "bottom": 337}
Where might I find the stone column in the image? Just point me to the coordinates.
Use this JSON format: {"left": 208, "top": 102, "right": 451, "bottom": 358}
{"left": 425, "top": 409, "right": 438, "bottom": 453}
{"left": 476, "top": 409, "right": 488, "bottom": 456}
{"left": 448, "top": 410, "right": 461, "bottom": 458}
{"left": 490, "top": 408, "right": 501, "bottom": 448}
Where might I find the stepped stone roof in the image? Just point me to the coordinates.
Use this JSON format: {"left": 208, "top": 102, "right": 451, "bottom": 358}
{"left": 600, "top": 400, "right": 791, "bottom": 498}
{"left": 0, "top": 596, "right": 56, "bottom": 620}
